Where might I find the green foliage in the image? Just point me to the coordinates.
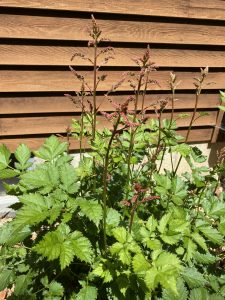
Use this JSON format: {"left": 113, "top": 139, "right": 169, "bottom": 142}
{"left": 34, "top": 135, "right": 68, "bottom": 161}
{"left": 76, "top": 198, "right": 103, "bottom": 227}
{"left": 0, "top": 20, "right": 224, "bottom": 299}
{"left": 162, "top": 278, "right": 188, "bottom": 300}
{"left": 74, "top": 282, "right": 97, "bottom": 300}
{"left": 182, "top": 267, "right": 207, "bottom": 288}
{"left": 34, "top": 224, "right": 93, "bottom": 270}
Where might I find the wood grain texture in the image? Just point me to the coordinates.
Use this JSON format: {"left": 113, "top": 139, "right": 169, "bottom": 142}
{"left": 211, "top": 109, "right": 224, "bottom": 143}
{"left": 1, "top": 44, "right": 225, "bottom": 68}
{"left": 0, "top": 0, "right": 225, "bottom": 21}
{"left": 0, "top": 94, "right": 220, "bottom": 114}
{"left": 0, "top": 128, "right": 214, "bottom": 152}
{"left": 0, "top": 70, "right": 224, "bottom": 92}
{"left": 0, "top": 111, "right": 218, "bottom": 136}
{"left": 1, "top": 14, "right": 225, "bottom": 45}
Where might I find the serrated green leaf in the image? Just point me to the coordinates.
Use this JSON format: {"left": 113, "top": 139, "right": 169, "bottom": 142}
{"left": 189, "top": 288, "right": 209, "bottom": 300}
{"left": 145, "top": 267, "right": 158, "bottom": 290}
{"left": 110, "top": 242, "right": 123, "bottom": 255}
{"left": 158, "top": 213, "right": 171, "bottom": 234}
{"left": 191, "top": 232, "right": 208, "bottom": 251}
{"left": 75, "top": 284, "right": 97, "bottom": 300}
{"left": 43, "top": 281, "right": 64, "bottom": 299}
{"left": 145, "top": 238, "right": 162, "bottom": 250}
{"left": 13, "top": 194, "right": 50, "bottom": 227}
{"left": 155, "top": 252, "right": 181, "bottom": 270}
{"left": 110, "top": 240, "right": 132, "bottom": 265}
{"left": 133, "top": 253, "right": 151, "bottom": 275}
{"left": 0, "top": 144, "right": 11, "bottom": 170}
{"left": 154, "top": 173, "right": 171, "bottom": 191}
{"left": 172, "top": 143, "right": 191, "bottom": 157}
{"left": 171, "top": 177, "right": 187, "bottom": 205}
{"left": 5, "top": 225, "right": 31, "bottom": 246}
{"left": 184, "top": 238, "right": 197, "bottom": 261}
{"left": 34, "top": 135, "right": 68, "bottom": 161}
{"left": 112, "top": 227, "right": 129, "bottom": 244}
{"left": 106, "top": 208, "right": 120, "bottom": 229}
{"left": 60, "top": 164, "right": 79, "bottom": 194}
{"left": 91, "top": 264, "right": 113, "bottom": 283}
{"left": 169, "top": 219, "right": 189, "bottom": 233}
{"left": 158, "top": 272, "right": 178, "bottom": 295}
{"left": 208, "top": 201, "right": 225, "bottom": 217}
{"left": 218, "top": 222, "right": 225, "bottom": 235}
{"left": 161, "top": 233, "right": 181, "bottom": 245}
{"left": 0, "top": 223, "right": 12, "bottom": 244}
{"left": 162, "top": 278, "right": 188, "bottom": 300}
{"left": 119, "top": 248, "right": 131, "bottom": 265}
{"left": 182, "top": 267, "right": 207, "bottom": 288}
{"left": 199, "top": 226, "right": 223, "bottom": 245}
{"left": 59, "top": 240, "right": 74, "bottom": 270}
{"left": 76, "top": 198, "right": 102, "bottom": 227}
{"left": 0, "top": 168, "right": 19, "bottom": 179}
{"left": 14, "top": 144, "right": 31, "bottom": 170}
{"left": 189, "top": 288, "right": 223, "bottom": 300}
{"left": 70, "top": 231, "right": 93, "bottom": 263}
{"left": 34, "top": 230, "right": 63, "bottom": 262}
{"left": 0, "top": 269, "right": 13, "bottom": 290}
{"left": 194, "top": 252, "right": 218, "bottom": 265}
{"left": 14, "top": 274, "right": 31, "bottom": 296}
{"left": 20, "top": 164, "right": 59, "bottom": 194}
{"left": 34, "top": 227, "right": 92, "bottom": 270}
{"left": 146, "top": 215, "right": 157, "bottom": 233}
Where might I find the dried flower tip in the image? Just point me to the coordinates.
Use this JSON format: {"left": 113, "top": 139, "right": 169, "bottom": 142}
{"left": 159, "top": 98, "right": 168, "bottom": 109}
{"left": 201, "top": 66, "right": 209, "bottom": 76}
{"left": 141, "top": 195, "right": 160, "bottom": 203}
{"left": 170, "top": 72, "right": 177, "bottom": 83}
{"left": 121, "top": 200, "right": 131, "bottom": 207}
{"left": 131, "top": 195, "right": 138, "bottom": 203}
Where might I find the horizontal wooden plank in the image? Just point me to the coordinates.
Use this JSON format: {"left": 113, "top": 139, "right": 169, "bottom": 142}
{"left": 0, "top": 70, "right": 224, "bottom": 92}
{"left": 0, "top": 128, "right": 214, "bottom": 152}
{"left": 0, "top": 0, "right": 225, "bottom": 21}
{"left": 1, "top": 44, "right": 225, "bottom": 68}
{"left": 0, "top": 111, "right": 218, "bottom": 136}
{"left": 0, "top": 94, "right": 220, "bottom": 114}
{"left": 1, "top": 14, "right": 225, "bottom": 46}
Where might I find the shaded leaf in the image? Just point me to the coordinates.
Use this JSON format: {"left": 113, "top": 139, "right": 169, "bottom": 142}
{"left": 76, "top": 198, "right": 103, "bottom": 227}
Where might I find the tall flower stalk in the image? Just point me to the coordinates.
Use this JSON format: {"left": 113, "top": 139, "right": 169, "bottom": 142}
{"left": 125, "top": 47, "right": 156, "bottom": 198}
{"left": 174, "top": 67, "right": 208, "bottom": 174}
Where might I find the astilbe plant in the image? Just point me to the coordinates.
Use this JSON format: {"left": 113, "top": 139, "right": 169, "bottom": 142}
{"left": 0, "top": 16, "right": 225, "bottom": 300}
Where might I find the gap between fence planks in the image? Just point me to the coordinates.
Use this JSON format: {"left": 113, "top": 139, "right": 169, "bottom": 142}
{"left": 0, "top": 128, "right": 214, "bottom": 152}
{"left": 0, "top": 70, "right": 224, "bottom": 92}
{"left": 1, "top": 45, "right": 225, "bottom": 68}
{"left": 0, "top": 0, "right": 225, "bottom": 21}
{"left": 0, "top": 94, "right": 220, "bottom": 114}
{"left": 0, "top": 111, "right": 218, "bottom": 136}
{"left": 1, "top": 14, "right": 225, "bottom": 46}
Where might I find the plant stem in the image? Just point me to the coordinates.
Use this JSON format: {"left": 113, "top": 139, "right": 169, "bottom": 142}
{"left": 129, "top": 203, "right": 138, "bottom": 233}
{"left": 79, "top": 85, "right": 85, "bottom": 161}
{"left": 125, "top": 75, "right": 144, "bottom": 199}
{"left": 92, "top": 44, "right": 98, "bottom": 192}
{"left": 158, "top": 80, "right": 175, "bottom": 173}
{"left": 102, "top": 116, "right": 121, "bottom": 251}
{"left": 174, "top": 68, "right": 207, "bottom": 175}
{"left": 174, "top": 92, "right": 199, "bottom": 175}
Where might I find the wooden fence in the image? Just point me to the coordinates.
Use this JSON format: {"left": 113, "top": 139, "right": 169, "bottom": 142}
{"left": 0, "top": 1, "right": 225, "bottom": 151}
